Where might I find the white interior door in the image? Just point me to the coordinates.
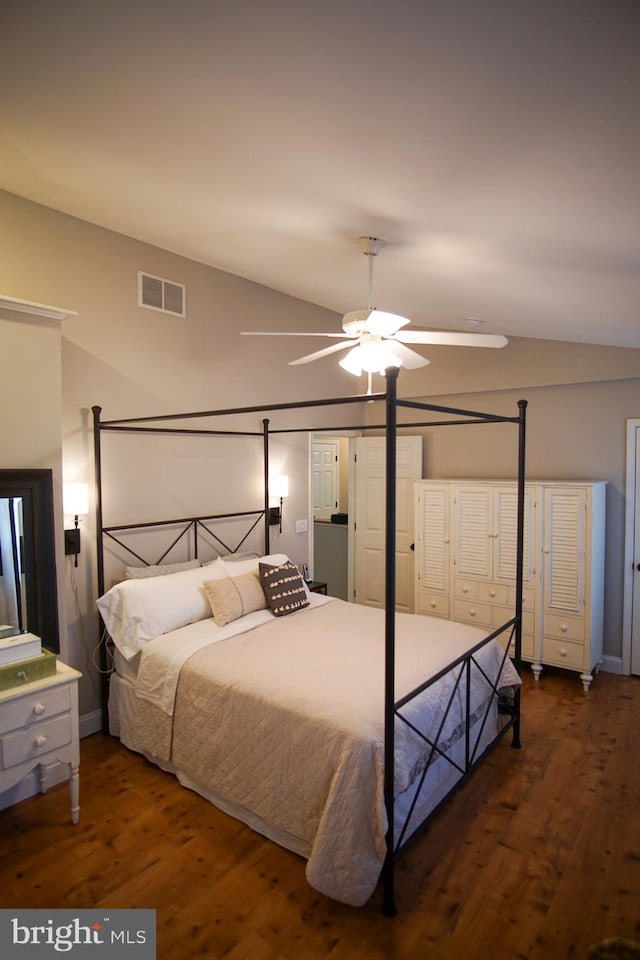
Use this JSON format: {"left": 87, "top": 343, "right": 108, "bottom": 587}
{"left": 353, "top": 436, "right": 422, "bottom": 612}
{"left": 312, "top": 439, "right": 339, "bottom": 520}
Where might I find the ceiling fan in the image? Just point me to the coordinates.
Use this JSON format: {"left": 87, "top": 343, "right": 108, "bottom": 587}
{"left": 241, "top": 237, "right": 507, "bottom": 377}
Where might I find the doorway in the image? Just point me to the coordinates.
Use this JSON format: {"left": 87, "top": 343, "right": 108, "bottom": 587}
{"left": 623, "top": 418, "right": 640, "bottom": 675}
{"left": 312, "top": 435, "right": 350, "bottom": 600}
{"left": 310, "top": 433, "right": 423, "bottom": 610}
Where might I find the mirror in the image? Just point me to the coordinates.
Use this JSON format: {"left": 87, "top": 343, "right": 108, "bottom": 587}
{"left": 0, "top": 470, "right": 60, "bottom": 653}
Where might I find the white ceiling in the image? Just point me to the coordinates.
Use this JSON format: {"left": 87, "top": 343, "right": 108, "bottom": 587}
{"left": 1, "top": 0, "right": 639, "bottom": 347}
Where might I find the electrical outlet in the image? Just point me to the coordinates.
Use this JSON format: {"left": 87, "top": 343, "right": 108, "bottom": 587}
{"left": 295, "top": 519, "right": 308, "bottom": 533}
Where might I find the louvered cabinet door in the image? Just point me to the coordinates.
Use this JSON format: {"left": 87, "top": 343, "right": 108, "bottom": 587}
{"left": 453, "top": 484, "right": 493, "bottom": 581}
{"left": 539, "top": 483, "right": 606, "bottom": 690}
{"left": 414, "top": 482, "right": 451, "bottom": 618}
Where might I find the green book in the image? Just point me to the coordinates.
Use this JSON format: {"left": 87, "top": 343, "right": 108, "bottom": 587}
{"left": 0, "top": 648, "right": 57, "bottom": 692}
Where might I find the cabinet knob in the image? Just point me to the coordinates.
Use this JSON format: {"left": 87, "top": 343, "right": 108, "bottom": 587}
{"left": 462, "top": 586, "right": 469, "bottom": 594}
{"left": 430, "top": 601, "right": 436, "bottom": 609}
{"left": 470, "top": 608, "right": 477, "bottom": 616}
{"left": 560, "top": 648, "right": 567, "bottom": 658}
{"left": 33, "top": 704, "right": 46, "bottom": 716}
{"left": 489, "top": 589, "right": 496, "bottom": 598}
{"left": 34, "top": 735, "right": 48, "bottom": 747}
{"left": 560, "top": 624, "right": 568, "bottom": 633}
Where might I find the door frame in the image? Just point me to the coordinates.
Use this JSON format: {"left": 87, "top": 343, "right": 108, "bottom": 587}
{"left": 622, "top": 417, "right": 640, "bottom": 675}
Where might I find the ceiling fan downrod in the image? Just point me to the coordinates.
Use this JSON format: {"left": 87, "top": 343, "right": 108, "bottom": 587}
{"left": 359, "top": 236, "right": 384, "bottom": 310}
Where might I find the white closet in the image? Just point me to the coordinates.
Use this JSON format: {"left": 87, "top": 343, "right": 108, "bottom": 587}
{"left": 415, "top": 480, "right": 606, "bottom": 691}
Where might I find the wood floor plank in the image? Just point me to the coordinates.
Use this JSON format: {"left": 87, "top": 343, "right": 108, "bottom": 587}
{"left": 1, "top": 669, "right": 639, "bottom": 959}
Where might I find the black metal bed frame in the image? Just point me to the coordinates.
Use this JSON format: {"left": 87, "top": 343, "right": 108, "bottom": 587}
{"left": 92, "top": 369, "right": 527, "bottom": 915}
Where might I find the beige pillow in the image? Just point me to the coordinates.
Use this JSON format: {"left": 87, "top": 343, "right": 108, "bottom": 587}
{"left": 203, "top": 572, "right": 267, "bottom": 627}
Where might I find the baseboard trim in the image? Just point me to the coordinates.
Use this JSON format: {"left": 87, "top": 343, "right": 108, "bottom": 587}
{"left": 80, "top": 709, "right": 103, "bottom": 738}
{"left": 601, "top": 655, "right": 624, "bottom": 675}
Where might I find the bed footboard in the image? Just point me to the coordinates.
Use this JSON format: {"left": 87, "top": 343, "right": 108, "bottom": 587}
{"left": 382, "top": 617, "right": 521, "bottom": 916}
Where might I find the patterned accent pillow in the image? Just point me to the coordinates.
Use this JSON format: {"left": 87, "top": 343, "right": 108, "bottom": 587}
{"left": 259, "top": 561, "right": 310, "bottom": 617}
{"left": 203, "top": 572, "right": 267, "bottom": 627}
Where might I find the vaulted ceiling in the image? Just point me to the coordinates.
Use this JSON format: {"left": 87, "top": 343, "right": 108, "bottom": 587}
{"left": 1, "top": 0, "right": 638, "bottom": 347}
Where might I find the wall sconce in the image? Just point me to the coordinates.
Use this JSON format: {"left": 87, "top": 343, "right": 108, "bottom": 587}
{"left": 63, "top": 482, "right": 89, "bottom": 567}
{"left": 269, "top": 475, "right": 289, "bottom": 534}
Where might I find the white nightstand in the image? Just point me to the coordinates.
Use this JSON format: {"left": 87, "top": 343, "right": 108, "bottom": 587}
{"left": 0, "top": 660, "right": 81, "bottom": 823}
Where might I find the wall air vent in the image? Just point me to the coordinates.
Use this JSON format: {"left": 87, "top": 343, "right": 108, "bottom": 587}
{"left": 138, "top": 272, "right": 186, "bottom": 317}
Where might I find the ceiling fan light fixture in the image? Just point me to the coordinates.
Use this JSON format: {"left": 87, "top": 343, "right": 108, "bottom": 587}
{"left": 338, "top": 347, "right": 364, "bottom": 376}
{"left": 339, "top": 337, "right": 404, "bottom": 377}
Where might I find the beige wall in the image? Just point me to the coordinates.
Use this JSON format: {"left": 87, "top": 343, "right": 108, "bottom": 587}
{"left": 0, "top": 190, "right": 360, "bottom": 720}
{"left": 1, "top": 189, "right": 638, "bottom": 722}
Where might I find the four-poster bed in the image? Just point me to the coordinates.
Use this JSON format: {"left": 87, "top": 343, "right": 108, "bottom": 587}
{"left": 92, "top": 370, "right": 527, "bottom": 914}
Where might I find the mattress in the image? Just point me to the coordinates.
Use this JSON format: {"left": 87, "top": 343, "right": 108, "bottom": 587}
{"left": 108, "top": 596, "right": 520, "bottom": 906}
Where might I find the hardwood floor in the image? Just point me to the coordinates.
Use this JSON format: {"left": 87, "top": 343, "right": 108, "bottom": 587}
{"left": 1, "top": 667, "right": 639, "bottom": 959}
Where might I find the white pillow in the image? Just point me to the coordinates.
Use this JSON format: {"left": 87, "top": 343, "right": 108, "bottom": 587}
{"left": 97, "top": 557, "right": 228, "bottom": 660}
{"left": 220, "top": 552, "right": 289, "bottom": 577}
{"left": 125, "top": 558, "right": 201, "bottom": 579}
{"left": 219, "top": 551, "right": 260, "bottom": 563}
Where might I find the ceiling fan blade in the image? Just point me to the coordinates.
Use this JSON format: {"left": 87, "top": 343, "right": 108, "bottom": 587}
{"left": 342, "top": 309, "right": 410, "bottom": 337}
{"left": 288, "top": 340, "right": 354, "bottom": 365}
{"left": 390, "top": 343, "right": 431, "bottom": 369}
{"left": 396, "top": 330, "right": 508, "bottom": 348}
{"left": 241, "top": 330, "right": 351, "bottom": 339}
{"left": 366, "top": 310, "right": 411, "bottom": 336}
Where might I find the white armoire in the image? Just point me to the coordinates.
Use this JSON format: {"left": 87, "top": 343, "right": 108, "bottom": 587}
{"left": 414, "top": 480, "right": 606, "bottom": 691}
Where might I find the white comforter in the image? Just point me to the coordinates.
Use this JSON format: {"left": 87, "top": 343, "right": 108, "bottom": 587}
{"left": 122, "top": 597, "right": 520, "bottom": 906}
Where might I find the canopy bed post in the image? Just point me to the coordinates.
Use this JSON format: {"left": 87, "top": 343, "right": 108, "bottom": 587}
{"left": 512, "top": 398, "right": 528, "bottom": 750}
{"left": 263, "top": 418, "right": 270, "bottom": 555}
{"left": 92, "top": 404, "right": 110, "bottom": 734}
{"left": 382, "top": 367, "right": 399, "bottom": 917}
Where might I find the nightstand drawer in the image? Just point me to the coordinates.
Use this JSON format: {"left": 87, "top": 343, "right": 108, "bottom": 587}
{"left": 1, "top": 713, "right": 72, "bottom": 770}
{"left": 0, "top": 686, "right": 71, "bottom": 735}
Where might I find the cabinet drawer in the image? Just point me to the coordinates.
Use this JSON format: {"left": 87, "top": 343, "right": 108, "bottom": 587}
{"left": 455, "top": 580, "right": 478, "bottom": 600}
{"left": 454, "top": 599, "right": 492, "bottom": 627}
{"left": 477, "top": 583, "right": 508, "bottom": 605}
{"left": 542, "top": 636, "right": 584, "bottom": 670}
{"left": 0, "top": 685, "right": 71, "bottom": 735}
{"left": 418, "top": 594, "right": 450, "bottom": 618}
{"left": 521, "top": 633, "right": 534, "bottom": 661}
{"left": 543, "top": 614, "right": 584, "bottom": 644}
{"left": 500, "top": 631, "right": 534, "bottom": 662}
{"left": 455, "top": 580, "right": 508, "bottom": 605}
{"left": 1, "top": 714, "right": 72, "bottom": 770}
{"left": 490, "top": 605, "right": 534, "bottom": 635}
{"left": 508, "top": 585, "right": 535, "bottom": 612}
